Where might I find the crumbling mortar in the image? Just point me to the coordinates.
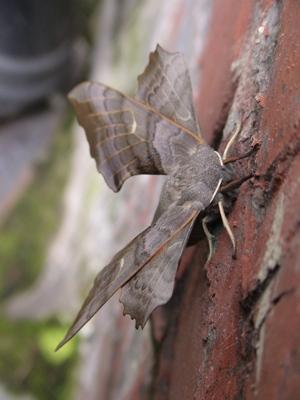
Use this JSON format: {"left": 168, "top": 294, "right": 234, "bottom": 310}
{"left": 221, "top": 0, "right": 281, "bottom": 148}
{"left": 210, "top": 2, "right": 283, "bottom": 237}
{"left": 200, "top": 3, "right": 284, "bottom": 247}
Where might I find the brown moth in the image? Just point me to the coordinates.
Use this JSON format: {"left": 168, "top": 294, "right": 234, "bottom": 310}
{"left": 56, "top": 44, "right": 226, "bottom": 350}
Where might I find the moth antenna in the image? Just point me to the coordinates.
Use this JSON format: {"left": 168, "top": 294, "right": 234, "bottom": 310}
{"left": 223, "top": 119, "right": 242, "bottom": 161}
{"left": 218, "top": 119, "right": 242, "bottom": 257}
{"left": 202, "top": 217, "right": 214, "bottom": 262}
{"left": 218, "top": 200, "right": 236, "bottom": 257}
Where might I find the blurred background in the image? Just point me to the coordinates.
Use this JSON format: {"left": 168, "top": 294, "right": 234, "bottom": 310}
{"left": 0, "top": 0, "right": 211, "bottom": 399}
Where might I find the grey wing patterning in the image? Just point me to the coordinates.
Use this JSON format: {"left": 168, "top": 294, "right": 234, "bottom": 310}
{"left": 69, "top": 78, "right": 202, "bottom": 191}
{"left": 68, "top": 82, "right": 164, "bottom": 192}
{"left": 119, "top": 149, "right": 223, "bottom": 326}
{"left": 58, "top": 45, "right": 215, "bottom": 350}
{"left": 55, "top": 204, "right": 199, "bottom": 350}
{"left": 120, "top": 204, "right": 199, "bottom": 328}
{"left": 137, "top": 44, "right": 203, "bottom": 137}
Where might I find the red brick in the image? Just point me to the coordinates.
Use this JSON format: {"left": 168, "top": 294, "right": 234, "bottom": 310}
{"left": 153, "top": 1, "right": 300, "bottom": 399}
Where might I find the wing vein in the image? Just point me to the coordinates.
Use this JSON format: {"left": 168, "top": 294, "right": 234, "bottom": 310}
{"left": 95, "top": 132, "right": 141, "bottom": 147}
{"left": 160, "top": 68, "right": 191, "bottom": 119}
{"left": 97, "top": 140, "right": 147, "bottom": 168}
{"left": 109, "top": 158, "right": 138, "bottom": 179}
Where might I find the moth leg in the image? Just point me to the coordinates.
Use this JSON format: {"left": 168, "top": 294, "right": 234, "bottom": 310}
{"left": 223, "top": 148, "right": 254, "bottom": 165}
{"left": 218, "top": 200, "right": 236, "bottom": 257}
{"left": 202, "top": 216, "right": 214, "bottom": 262}
{"left": 219, "top": 174, "right": 252, "bottom": 194}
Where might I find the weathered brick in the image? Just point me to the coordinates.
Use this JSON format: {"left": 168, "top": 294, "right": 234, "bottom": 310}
{"left": 153, "top": 1, "right": 300, "bottom": 399}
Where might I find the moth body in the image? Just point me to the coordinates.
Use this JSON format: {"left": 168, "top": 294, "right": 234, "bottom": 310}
{"left": 170, "top": 144, "right": 223, "bottom": 209}
{"left": 56, "top": 45, "right": 229, "bottom": 350}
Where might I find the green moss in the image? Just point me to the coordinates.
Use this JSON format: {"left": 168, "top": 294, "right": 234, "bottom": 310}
{"left": 0, "top": 112, "right": 73, "bottom": 300}
{"left": 0, "top": 318, "right": 78, "bottom": 400}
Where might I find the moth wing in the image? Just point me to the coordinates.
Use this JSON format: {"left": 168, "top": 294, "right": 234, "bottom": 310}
{"left": 137, "top": 44, "right": 203, "bottom": 137}
{"left": 56, "top": 204, "right": 198, "bottom": 350}
{"left": 120, "top": 204, "right": 199, "bottom": 328}
{"left": 69, "top": 81, "right": 201, "bottom": 192}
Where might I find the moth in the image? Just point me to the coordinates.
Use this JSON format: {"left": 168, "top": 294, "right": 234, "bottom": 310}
{"left": 56, "top": 45, "right": 237, "bottom": 350}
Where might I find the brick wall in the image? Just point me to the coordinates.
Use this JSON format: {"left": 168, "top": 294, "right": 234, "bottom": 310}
{"left": 152, "top": 1, "right": 300, "bottom": 399}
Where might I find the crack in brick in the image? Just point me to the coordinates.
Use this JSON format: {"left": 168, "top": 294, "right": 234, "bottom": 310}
{"left": 256, "top": 286, "right": 295, "bottom": 334}
{"left": 240, "top": 263, "right": 280, "bottom": 315}
{"left": 257, "top": 135, "right": 300, "bottom": 206}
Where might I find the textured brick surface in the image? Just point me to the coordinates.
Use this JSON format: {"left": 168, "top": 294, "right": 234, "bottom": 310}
{"left": 152, "top": 1, "right": 300, "bottom": 399}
